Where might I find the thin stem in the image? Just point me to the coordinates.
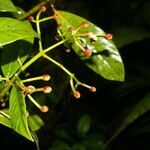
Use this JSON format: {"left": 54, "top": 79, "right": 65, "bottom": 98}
{"left": 36, "top": 11, "right": 43, "bottom": 52}
{"left": 18, "top": 0, "right": 51, "bottom": 20}
{"left": 20, "top": 51, "right": 44, "bottom": 72}
{"left": 27, "top": 94, "right": 41, "bottom": 109}
{"left": 0, "top": 76, "right": 16, "bottom": 100}
{"left": 39, "top": 16, "right": 54, "bottom": 23}
{"left": 43, "top": 54, "right": 73, "bottom": 76}
{"left": 70, "top": 78, "right": 76, "bottom": 93}
{"left": 44, "top": 40, "right": 66, "bottom": 53}
{"left": 43, "top": 54, "right": 79, "bottom": 83}
{"left": 22, "top": 76, "right": 44, "bottom": 83}
{"left": 73, "top": 36, "right": 85, "bottom": 52}
{"left": 20, "top": 40, "right": 65, "bottom": 72}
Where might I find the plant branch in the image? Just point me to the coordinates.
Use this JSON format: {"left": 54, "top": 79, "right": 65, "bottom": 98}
{"left": 43, "top": 54, "right": 79, "bottom": 83}
{"left": 18, "top": 0, "right": 51, "bottom": 20}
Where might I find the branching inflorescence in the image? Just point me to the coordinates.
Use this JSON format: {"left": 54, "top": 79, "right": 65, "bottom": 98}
{"left": 0, "top": 5, "right": 115, "bottom": 113}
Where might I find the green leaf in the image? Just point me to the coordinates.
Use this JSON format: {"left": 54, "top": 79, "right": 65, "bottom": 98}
{"left": 55, "top": 10, "right": 124, "bottom": 81}
{"left": 1, "top": 37, "right": 33, "bottom": 78}
{"left": 28, "top": 115, "right": 44, "bottom": 131}
{"left": 0, "top": 109, "right": 11, "bottom": 128}
{"left": 108, "top": 92, "right": 150, "bottom": 142}
{"left": 113, "top": 27, "right": 150, "bottom": 48}
{"left": 10, "top": 86, "right": 34, "bottom": 141}
{"left": 0, "top": 18, "right": 37, "bottom": 47}
{"left": 77, "top": 114, "right": 91, "bottom": 135}
{"left": 0, "top": 0, "right": 17, "bottom": 12}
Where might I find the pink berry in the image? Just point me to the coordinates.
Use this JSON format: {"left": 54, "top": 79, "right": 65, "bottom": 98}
{"left": 39, "top": 5, "right": 46, "bottom": 12}
{"left": 43, "top": 86, "right": 52, "bottom": 93}
{"left": 28, "top": 16, "right": 34, "bottom": 21}
{"left": 73, "top": 91, "right": 81, "bottom": 99}
{"left": 82, "top": 22, "right": 90, "bottom": 28}
{"left": 43, "top": 74, "right": 50, "bottom": 81}
{"left": 90, "top": 86, "right": 96, "bottom": 92}
{"left": 40, "top": 105, "right": 49, "bottom": 112}
{"left": 104, "top": 33, "right": 113, "bottom": 39}
{"left": 53, "top": 13, "right": 59, "bottom": 20}
{"left": 84, "top": 49, "right": 92, "bottom": 56}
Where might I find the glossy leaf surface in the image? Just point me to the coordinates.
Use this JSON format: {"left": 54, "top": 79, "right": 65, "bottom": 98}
{"left": 0, "top": 18, "right": 37, "bottom": 47}
{"left": 10, "top": 86, "right": 34, "bottom": 141}
{"left": 0, "top": 109, "right": 11, "bottom": 128}
{"left": 55, "top": 10, "right": 124, "bottom": 81}
{"left": 0, "top": 0, "right": 17, "bottom": 12}
{"left": 1, "top": 37, "right": 33, "bottom": 78}
{"left": 28, "top": 115, "right": 44, "bottom": 131}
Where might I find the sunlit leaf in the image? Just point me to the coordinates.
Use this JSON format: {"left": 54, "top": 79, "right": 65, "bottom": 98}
{"left": 0, "top": 18, "right": 37, "bottom": 47}
{"left": 28, "top": 115, "right": 44, "bottom": 131}
{"left": 55, "top": 10, "right": 124, "bottom": 81}
{"left": 1, "top": 37, "right": 33, "bottom": 78}
{"left": 10, "top": 86, "right": 34, "bottom": 141}
{"left": 0, "top": 0, "right": 17, "bottom": 12}
{"left": 0, "top": 109, "right": 11, "bottom": 128}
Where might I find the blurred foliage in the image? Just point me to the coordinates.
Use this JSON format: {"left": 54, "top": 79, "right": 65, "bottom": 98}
{"left": 0, "top": 0, "right": 150, "bottom": 150}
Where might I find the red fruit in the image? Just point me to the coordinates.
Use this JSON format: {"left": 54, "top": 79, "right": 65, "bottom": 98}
{"left": 104, "top": 33, "right": 113, "bottom": 39}
{"left": 43, "top": 74, "right": 50, "bottom": 81}
{"left": 53, "top": 13, "right": 59, "bottom": 20}
{"left": 28, "top": 16, "right": 34, "bottom": 21}
{"left": 39, "top": 5, "right": 46, "bottom": 12}
{"left": 43, "top": 86, "right": 52, "bottom": 93}
{"left": 82, "top": 22, "right": 90, "bottom": 28}
{"left": 40, "top": 105, "right": 49, "bottom": 112}
{"left": 84, "top": 49, "right": 92, "bottom": 56}
{"left": 73, "top": 91, "right": 81, "bottom": 99}
{"left": 90, "top": 86, "right": 96, "bottom": 92}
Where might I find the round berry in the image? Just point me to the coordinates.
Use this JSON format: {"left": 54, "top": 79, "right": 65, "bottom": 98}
{"left": 43, "top": 86, "right": 52, "bottom": 93}
{"left": 26, "top": 85, "right": 36, "bottom": 94}
{"left": 84, "top": 49, "right": 92, "bottom": 56}
{"left": 43, "top": 74, "right": 50, "bottom": 81}
{"left": 39, "top": 5, "right": 46, "bottom": 12}
{"left": 40, "top": 105, "right": 49, "bottom": 112}
{"left": 73, "top": 91, "right": 81, "bottom": 99}
{"left": 53, "top": 13, "right": 59, "bottom": 20}
{"left": 104, "top": 33, "right": 113, "bottom": 39}
{"left": 28, "top": 16, "right": 34, "bottom": 21}
{"left": 82, "top": 22, "right": 90, "bottom": 28}
{"left": 90, "top": 86, "right": 96, "bottom": 92}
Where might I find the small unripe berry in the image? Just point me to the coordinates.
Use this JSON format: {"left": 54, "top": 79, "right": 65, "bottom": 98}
{"left": 42, "top": 74, "right": 50, "bottom": 81}
{"left": 73, "top": 91, "right": 81, "bottom": 99}
{"left": 43, "top": 86, "right": 52, "bottom": 93}
{"left": 81, "top": 22, "right": 90, "bottom": 28}
{"left": 90, "top": 86, "right": 96, "bottom": 92}
{"left": 26, "top": 85, "right": 36, "bottom": 94}
{"left": 39, "top": 5, "right": 46, "bottom": 12}
{"left": 84, "top": 49, "right": 92, "bottom": 56}
{"left": 104, "top": 33, "right": 113, "bottom": 39}
{"left": 28, "top": 16, "right": 34, "bottom": 21}
{"left": 53, "top": 13, "right": 59, "bottom": 20}
{"left": 40, "top": 105, "right": 49, "bottom": 112}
